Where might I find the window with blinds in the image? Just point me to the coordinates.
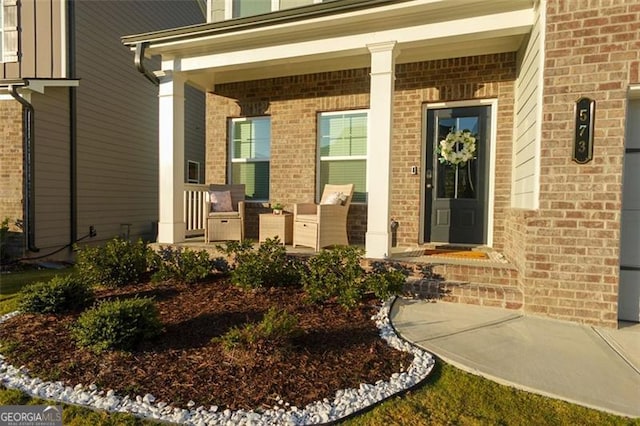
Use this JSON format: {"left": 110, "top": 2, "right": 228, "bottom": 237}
{"left": 1, "top": 0, "right": 19, "bottom": 63}
{"left": 318, "top": 110, "right": 368, "bottom": 203}
{"left": 229, "top": 117, "right": 271, "bottom": 201}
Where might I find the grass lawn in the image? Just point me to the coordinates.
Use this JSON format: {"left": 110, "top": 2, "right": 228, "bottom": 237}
{"left": 0, "top": 267, "right": 74, "bottom": 315}
{"left": 1, "top": 268, "right": 638, "bottom": 425}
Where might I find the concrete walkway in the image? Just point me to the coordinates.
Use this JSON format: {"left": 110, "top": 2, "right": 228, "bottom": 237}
{"left": 390, "top": 299, "right": 640, "bottom": 418}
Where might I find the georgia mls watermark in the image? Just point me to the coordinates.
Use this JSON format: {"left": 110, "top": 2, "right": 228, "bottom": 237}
{"left": 0, "top": 405, "right": 62, "bottom": 426}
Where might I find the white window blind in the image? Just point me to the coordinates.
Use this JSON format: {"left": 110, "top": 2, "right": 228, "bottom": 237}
{"left": 229, "top": 117, "right": 271, "bottom": 201}
{"left": 318, "top": 110, "right": 368, "bottom": 203}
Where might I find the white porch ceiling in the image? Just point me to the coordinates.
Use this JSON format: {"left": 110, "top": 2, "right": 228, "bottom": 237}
{"left": 126, "top": 0, "right": 536, "bottom": 89}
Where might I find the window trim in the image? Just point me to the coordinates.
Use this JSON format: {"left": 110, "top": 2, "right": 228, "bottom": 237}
{"left": 316, "top": 108, "right": 369, "bottom": 204}
{"left": 228, "top": 116, "right": 271, "bottom": 202}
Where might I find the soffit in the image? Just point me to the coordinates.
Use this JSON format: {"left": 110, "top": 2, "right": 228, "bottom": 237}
{"left": 127, "top": 0, "right": 535, "bottom": 88}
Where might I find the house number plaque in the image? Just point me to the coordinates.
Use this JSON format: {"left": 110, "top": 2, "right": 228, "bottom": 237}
{"left": 573, "top": 97, "right": 595, "bottom": 164}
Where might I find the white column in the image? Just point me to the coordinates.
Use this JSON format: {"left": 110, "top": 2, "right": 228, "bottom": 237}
{"left": 157, "top": 72, "right": 186, "bottom": 243}
{"left": 366, "top": 41, "right": 398, "bottom": 259}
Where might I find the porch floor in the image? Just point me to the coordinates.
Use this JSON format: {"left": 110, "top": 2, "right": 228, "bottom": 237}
{"left": 160, "top": 237, "right": 513, "bottom": 268}
{"left": 157, "top": 236, "right": 522, "bottom": 313}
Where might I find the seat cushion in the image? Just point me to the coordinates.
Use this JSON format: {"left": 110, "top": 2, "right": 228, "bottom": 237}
{"left": 210, "top": 190, "right": 233, "bottom": 212}
{"left": 295, "top": 214, "right": 318, "bottom": 223}
{"left": 209, "top": 211, "right": 240, "bottom": 219}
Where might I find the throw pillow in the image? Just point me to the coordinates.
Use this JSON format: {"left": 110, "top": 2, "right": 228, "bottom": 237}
{"left": 322, "top": 191, "right": 346, "bottom": 205}
{"left": 210, "top": 190, "right": 233, "bottom": 212}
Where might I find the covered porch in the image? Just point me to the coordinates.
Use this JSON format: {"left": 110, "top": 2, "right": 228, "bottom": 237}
{"left": 123, "top": 0, "right": 536, "bottom": 259}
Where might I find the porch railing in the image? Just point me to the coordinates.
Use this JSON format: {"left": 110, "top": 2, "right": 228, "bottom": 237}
{"left": 184, "top": 184, "right": 208, "bottom": 237}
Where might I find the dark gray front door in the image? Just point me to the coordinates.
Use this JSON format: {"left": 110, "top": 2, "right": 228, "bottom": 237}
{"left": 424, "top": 106, "right": 490, "bottom": 244}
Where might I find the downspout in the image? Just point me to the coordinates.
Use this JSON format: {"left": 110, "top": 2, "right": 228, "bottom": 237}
{"left": 135, "top": 42, "right": 159, "bottom": 86}
{"left": 68, "top": 0, "right": 78, "bottom": 250}
{"left": 9, "top": 84, "right": 39, "bottom": 253}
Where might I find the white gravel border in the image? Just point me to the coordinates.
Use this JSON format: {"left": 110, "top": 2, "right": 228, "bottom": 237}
{"left": 0, "top": 298, "right": 434, "bottom": 425}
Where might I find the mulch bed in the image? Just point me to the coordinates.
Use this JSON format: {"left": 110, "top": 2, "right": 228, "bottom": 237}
{"left": 0, "top": 278, "right": 413, "bottom": 411}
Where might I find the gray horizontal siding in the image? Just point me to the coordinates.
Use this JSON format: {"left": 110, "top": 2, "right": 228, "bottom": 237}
{"left": 185, "top": 83, "right": 206, "bottom": 184}
{"left": 31, "top": 87, "right": 70, "bottom": 252}
{"left": 74, "top": 0, "right": 204, "bottom": 243}
{"left": 512, "top": 2, "right": 542, "bottom": 209}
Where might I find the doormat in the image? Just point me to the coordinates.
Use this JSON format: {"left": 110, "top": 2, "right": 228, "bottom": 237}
{"left": 423, "top": 248, "right": 489, "bottom": 260}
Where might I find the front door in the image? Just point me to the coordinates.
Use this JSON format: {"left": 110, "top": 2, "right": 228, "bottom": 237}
{"left": 424, "top": 106, "right": 490, "bottom": 244}
{"left": 619, "top": 98, "right": 640, "bottom": 322}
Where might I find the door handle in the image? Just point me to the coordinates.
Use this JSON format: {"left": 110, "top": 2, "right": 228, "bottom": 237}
{"left": 426, "top": 169, "right": 433, "bottom": 189}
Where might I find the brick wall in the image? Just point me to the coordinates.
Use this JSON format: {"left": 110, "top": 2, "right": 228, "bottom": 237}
{"left": 0, "top": 100, "right": 23, "bottom": 232}
{"left": 509, "top": 0, "right": 640, "bottom": 327}
{"left": 207, "top": 70, "right": 371, "bottom": 242}
{"left": 206, "top": 54, "right": 516, "bottom": 244}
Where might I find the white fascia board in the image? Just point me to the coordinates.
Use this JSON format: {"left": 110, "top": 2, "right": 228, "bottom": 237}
{"left": 169, "top": 9, "right": 533, "bottom": 73}
{"left": 24, "top": 79, "right": 80, "bottom": 94}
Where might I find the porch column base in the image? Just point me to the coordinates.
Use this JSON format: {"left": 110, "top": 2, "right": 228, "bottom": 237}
{"left": 157, "top": 221, "right": 186, "bottom": 244}
{"left": 366, "top": 231, "right": 391, "bottom": 259}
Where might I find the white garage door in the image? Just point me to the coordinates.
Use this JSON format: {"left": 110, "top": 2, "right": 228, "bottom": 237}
{"left": 619, "top": 98, "right": 640, "bottom": 322}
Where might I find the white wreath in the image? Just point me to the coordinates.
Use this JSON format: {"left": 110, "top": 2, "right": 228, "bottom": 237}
{"left": 438, "top": 130, "right": 477, "bottom": 166}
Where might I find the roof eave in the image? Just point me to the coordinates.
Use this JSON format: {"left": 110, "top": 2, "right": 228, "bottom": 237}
{"left": 121, "top": 0, "right": 411, "bottom": 47}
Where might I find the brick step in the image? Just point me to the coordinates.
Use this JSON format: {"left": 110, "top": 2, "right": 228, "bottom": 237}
{"left": 404, "top": 278, "right": 523, "bottom": 310}
{"left": 389, "top": 258, "right": 523, "bottom": 310}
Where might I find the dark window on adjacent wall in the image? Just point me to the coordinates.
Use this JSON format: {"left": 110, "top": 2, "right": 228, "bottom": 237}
{"left": 187, "top": 160, "right": 201, "bottom": 184}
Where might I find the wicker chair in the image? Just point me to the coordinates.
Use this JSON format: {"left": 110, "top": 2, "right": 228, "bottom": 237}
{"left": 205, "top": 184, "right": 245, "bottom": 243}
{"left": 293, "top": 184, "right": 354, "bottom": 251}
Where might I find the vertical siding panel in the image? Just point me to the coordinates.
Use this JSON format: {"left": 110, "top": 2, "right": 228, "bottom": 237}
{"left": 20, "top": 0, "right": 36, "bottom": 77}
{"left": 32, "top": 88, "right": 70, "bottom": 252}
{"left": 34, "top": 0, "right": 53, "bottom": 78}
{"left": 50, "top": 0, "right": 63, "bottom": 78}
{"left": 2, "top": 0, "right": 62, "bottom": 79}
{"left": 1, "top": 61, "right": 20, "bottom": 78}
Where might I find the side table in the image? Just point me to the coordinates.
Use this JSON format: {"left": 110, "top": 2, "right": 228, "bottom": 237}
{"left": 259, "top": 213, "right": 293, "bottom": 245}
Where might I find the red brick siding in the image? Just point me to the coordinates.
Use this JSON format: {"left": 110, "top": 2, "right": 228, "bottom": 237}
{"left": 512, "top": 0, "right": 640, "bottom": 327}
{"left": 0, "top": 100, "right": 23, "bottom": 232}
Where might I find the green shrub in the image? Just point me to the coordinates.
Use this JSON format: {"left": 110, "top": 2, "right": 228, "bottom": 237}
{"left": 75, "top": 238, "right": 150, "bottom": 287}
{"left": 301, "top": 249, "right": 408, "bottom": 308}
{"left": 301, "top": 246, "right": 366, "bottom": 308}
{"left": 150, "top": 246, "right": 228, "bottom": 284}
{"left": 18, "top": 275, "right": 95, "bottom": 314}
{"left": 71, "top": 297, "right": 162, "bottom": 352}
{"left": 215, "top": 307, "right": 300, "bottom": 351}
{"left": 365, "top": 261, "right": 409, "bottom": 300}
{"left": 221, "top": 238, "right": 300, "bottom": 289}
